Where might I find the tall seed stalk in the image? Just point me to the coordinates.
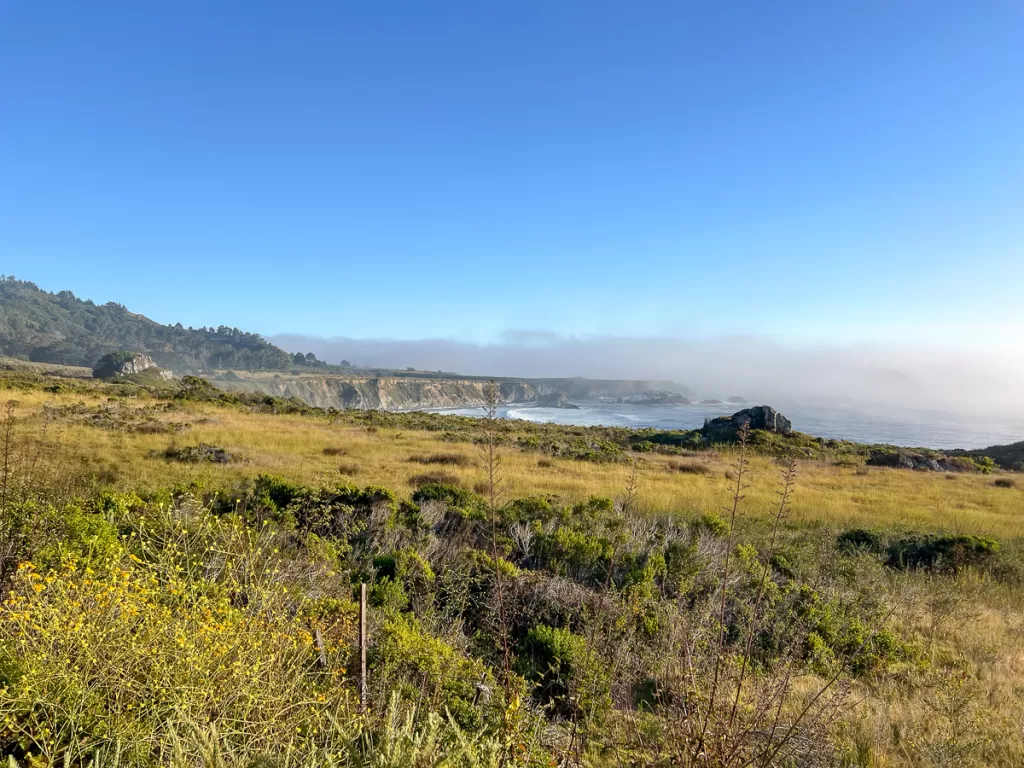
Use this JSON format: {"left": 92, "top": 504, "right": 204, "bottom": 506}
{"left": 1, "top": 400, "right": 17, "bottom": 515}
{"left": 481, "top": 381, "right": 518, "bottom": 767}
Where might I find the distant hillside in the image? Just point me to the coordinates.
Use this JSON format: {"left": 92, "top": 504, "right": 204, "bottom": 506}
{"left": 950, "top": 441, "right": 1024, "bottom": 471}
{"left": 0, "top": 276, "right": 296, "bottom": 372}
{"left": 0, "top": 276, "right": 691, "bottom": 408}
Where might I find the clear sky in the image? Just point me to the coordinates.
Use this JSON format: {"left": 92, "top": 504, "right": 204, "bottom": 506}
{"left": 1, "top": 1, "right": 1022, "bottom": 346}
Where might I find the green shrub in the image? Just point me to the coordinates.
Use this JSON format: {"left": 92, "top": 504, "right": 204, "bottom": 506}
{"left": 412, "top": 483, "right": 484, "bottom": 516}
{"left": 837, "top": 528, "right": 886, "bottom": 554}
{"left": 372, "top": 549, "right": 436, "bottom": 612}
{"left": 252, "top": 473, "right": 305, "bottom": 513}
{"left": 972, "top": 456, "right": 997, "bottom": 474}
{"left": 502, "top": 495, "right": 555, "bottom": 523}
{"left": 785, "top": 585, "right": 908, "bottom": 675}
{"left": 291, "top": 482, "right": 398, "bottom": 542}
{"left": 571, "top": 496, "right": 615, "bottom": 520}
{"left": 174, "top": 375, "right": 221, "bottom": 400}
{"left": 515, "top": 624, "right": 610, "bottom": 720}
{"left": 370, "top": 576, "right": 410, "bottom": 612}
{"left": 885, "top": 535, "right": 999, "bottom": 574}
{"left": 694, "top": 512, "right": 729, "bottom": 537}
{"left": 536, "top": 526, "right": 613, "bottom": 582}
{"left": 664, "top": 539, "right": 702, "bottom": 596}
{"left": 372, "top": 614, "right": 488, "bottom": 720}
{"left": 4, "top": 501, "right": 121, "bottom": 574}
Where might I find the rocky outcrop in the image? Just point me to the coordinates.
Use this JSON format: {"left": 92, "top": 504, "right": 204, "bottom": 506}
{"left": 531, "top": 379, "right": 688, "bottom": 401}
{"left": 94, "top": 352, "right": 174, "bottom": 380}
{"left": 537, "top": 391, "right": 580, "bottom": 409}
{"left": 734, "top": 406, "right": 792, "bottom": 434}
{"left": 616, "top": 391, "right": 691, "bottom": 405}
{"left": 702, "top": 405, "right": 793, "bottom": 441}
{"left": 867, "top": 450, "right": 978, "bottom": 473}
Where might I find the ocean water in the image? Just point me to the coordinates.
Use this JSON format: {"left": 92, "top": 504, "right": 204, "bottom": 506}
{"left": 426, "top": 401, "right": 1024, "bottom": 450}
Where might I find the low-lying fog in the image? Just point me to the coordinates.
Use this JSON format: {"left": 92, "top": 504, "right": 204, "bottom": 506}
{"left": 272, "top": 332, "right": 1023, "bottom": 427}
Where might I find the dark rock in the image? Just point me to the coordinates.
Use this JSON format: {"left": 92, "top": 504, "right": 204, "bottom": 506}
{"left": 616, "top": 391, "right": 691, "bottom": 405}
{"left": 867, "top": 449, "right": 976, "bottom": 473}
{"left": 93, "top": 351, "right": 173, "bottom": 380}
{"left": 544, "top": 392, "right": 580, "bottom": 409}
{"left": 701, "top": 405, "right": 793, "bottom": 442}
{"left": 731, "top": 406, "right": 792, "bottom": 434}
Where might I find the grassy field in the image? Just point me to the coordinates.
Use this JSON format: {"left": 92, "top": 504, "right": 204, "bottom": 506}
{"left": 1, "top": 373, "right": 1022, "bottom": 766}
{"left": 10, "top": 385, "right": 1020, "bottom": 538}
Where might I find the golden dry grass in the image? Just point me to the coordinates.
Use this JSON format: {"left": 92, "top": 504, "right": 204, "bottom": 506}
{"left": 13, "top": 387, "right": 1020, "bottom": 539}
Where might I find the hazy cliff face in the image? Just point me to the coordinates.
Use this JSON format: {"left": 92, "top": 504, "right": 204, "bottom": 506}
{"left": 205, "top": 373, "right": 539, "bottom": 410}
{"left": 203, "top": 372, "right": 689, "bottom": 411}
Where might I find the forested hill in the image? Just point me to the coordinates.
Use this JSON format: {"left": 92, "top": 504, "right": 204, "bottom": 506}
{"left": 0, "top": 276, "right": 295, "bottom": 372}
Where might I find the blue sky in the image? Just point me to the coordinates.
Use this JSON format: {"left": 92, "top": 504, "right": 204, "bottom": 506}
{"left": 1, "top": 1, "right": 1022, "bottom": 346}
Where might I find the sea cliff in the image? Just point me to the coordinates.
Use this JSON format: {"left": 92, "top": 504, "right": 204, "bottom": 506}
{"left": 204, "top": 371, "right": 687, "bottom": 411}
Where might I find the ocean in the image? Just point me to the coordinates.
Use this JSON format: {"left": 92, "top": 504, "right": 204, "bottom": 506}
{"left": 426, "top": 401, "right": 1024, "bottom": 450}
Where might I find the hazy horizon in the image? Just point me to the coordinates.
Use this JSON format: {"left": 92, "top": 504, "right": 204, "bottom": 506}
{"left": 271, "top": 331, "right": 1024, "bottom": 421}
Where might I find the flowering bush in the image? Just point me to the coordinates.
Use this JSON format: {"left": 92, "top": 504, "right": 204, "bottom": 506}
{"left": 0, "top": 509, "right": 359, "bottom": 766}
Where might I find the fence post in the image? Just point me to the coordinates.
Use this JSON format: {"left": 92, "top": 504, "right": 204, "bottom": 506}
{"left": 359, "top": 582, "right": 368, "bottom": 709}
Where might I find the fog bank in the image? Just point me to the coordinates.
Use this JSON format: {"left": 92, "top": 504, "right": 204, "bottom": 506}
{"left": 270, "top": 332, "right": 1024, "bottom": 421}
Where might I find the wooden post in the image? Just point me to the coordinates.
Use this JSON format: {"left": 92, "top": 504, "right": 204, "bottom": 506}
{"left": 314, "top": 628, "right": 327, "bottom": 669}
{"left": 359, "top": 582, "right": 368, "bottom": 710}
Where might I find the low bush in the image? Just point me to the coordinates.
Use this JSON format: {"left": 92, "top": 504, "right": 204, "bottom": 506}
{"left": 515, "top": 624, "right": 610, "bottom": 720}
{"left": 885, "top": 534, "right": 999, "bottom": 574}
{"left": 0, "top": 520, "right": 357, "bottom": 765}
{"left": 837, "top": 528, "right": 886, "bottom": 554}
{"left": 408, "top": 452, "right": 474, "bottom": 467}
{"left": 162, "top": 443, "right": 234, "bottom": 463}
{"left": 668, "top": 459, "right": 711, "bottom": 475}
{"left": 694, "top": 511, "right": 729, "bottom": 537}
{"left": 412, "top": 483, "right": 483, "bottom": 516}
{"left": 371, "top": 614, "right": 489, "bottom": 724}
{"left": 249, "top": 473, "right": 305, "bottom": 517}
